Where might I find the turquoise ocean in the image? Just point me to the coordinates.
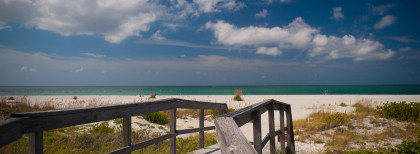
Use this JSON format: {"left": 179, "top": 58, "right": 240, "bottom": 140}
{"left": 1, "top": 85, "right": 420, "bottom": 95}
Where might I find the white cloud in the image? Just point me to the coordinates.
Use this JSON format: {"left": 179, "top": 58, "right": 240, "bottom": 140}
{"left": 257, "top": 47, "right": 282, "bottom": 56}
{"left": 151, "top": 30, "right": 166, "bottom": 41}
{"left": 374, "top": 15, "right": 396, "bottom": 30}
{"left": 20, "top": 66, "right": 28, "bottom": 71}
{"left": 331, "top": 7, "right": 345, "bottom": 20}
{"left": 254, "top": 9, "right": 268, "bottom": 18}
{"left": 82, "top": 53, "right": 106, "bottom": 58}
{"left": 74, "top": 67, "right": 84, "bottom": 73}
{"left": 205, "top": 17, "right": 318, "bottom": 49}
{"left": 193, "top": 0, "right": 244, "bottom": 13}
{"left": 0, "top": 22, "right": 11, "bottom": 30}
{"left": 180, "top": 54, "right": 186, "bottom": 58}
{"left": 309, "top": 35, "right": 395, "bottom": 61}
{"left": 389, "top": 36, "right": 418, "bottom": 43}
{"left": 398, "top": 47, "right": 411, "bottom": 52}
{"left": 261, "top": 75, "right": 267, "bottom": 79}
{"left": 205, "top": 17, "right": 394, "bottom": 61}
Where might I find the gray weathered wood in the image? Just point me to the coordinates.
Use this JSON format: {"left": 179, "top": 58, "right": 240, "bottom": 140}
{"left": 170, "top": 108, "right": 176, "bottom": 154}
{"left": 286, "top": 106, "right": 295, "bottom": 153}
{"left": 279, "top": 104, "right": 285, "bottom": 150}
{"left": 29, "top": 131, "right": 43, "bottom": 154}
{"left": 199, "top": 108, "right": 204, "bottom": 149}
{"left": 0, "top": 118, "right": 22, "bottom": 147}
{"left": 215, "top": 117, "right": 257, "bottom": 154}
{"left": 123, "top": 117, "right": 131, "bottom": 147}
{"left": 268, "top": 103, "right": 276, "bottom": 154}
{"left": 252, "top": 111, "right": 262, "bottom": 154}
{"left": 262, "top": 130, "right": 283, "bottom": 148}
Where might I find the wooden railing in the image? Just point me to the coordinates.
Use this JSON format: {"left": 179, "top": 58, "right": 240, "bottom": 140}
{"left": 215, "top": 99, "right": 295, "bottom": 154}
{"left": 0, "top": 98, "right": 228, "bottom": 154}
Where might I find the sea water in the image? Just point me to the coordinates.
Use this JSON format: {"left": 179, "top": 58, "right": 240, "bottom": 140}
{"left": 1, "top": 85, "right": 420, "bottom": 95}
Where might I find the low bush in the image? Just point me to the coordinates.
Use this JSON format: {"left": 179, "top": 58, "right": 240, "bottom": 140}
{"left": 142, "top": 112, "right": 169, "bottom": 125}
{"left": 324, "top": 112, "right": 348, "bottom": 128}
{"left": 89, "top": 123, "right": 115, "bottom": 134}
{"left": 8, "top": 97, "right": 14, "bottom": 100}
{"left": 339, "top": 102, "right": 347, "bottom": 107}
{"left": 376, "top": 101, "right": 419, "bottom": 122}
{"left": 73, "top": 96, "right": 78, "bottom": 100}
{"left": 388, "top": 135, "right": 420, "bottom": 153}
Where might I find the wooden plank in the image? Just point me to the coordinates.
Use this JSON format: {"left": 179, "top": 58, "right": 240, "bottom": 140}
{"left": 199, "top": 108, "right": 204, "bottom": 149}
{"left": 215, "top": 117, "right": 257, "bottom": 154}
{"left": 176, "top": 126, "right": 215, "bottom": 135}
{"left": 268, "top": 103, "right": 276, "bottom": 154}
{"left": 286, "top": 106, "right": 295, "bottom": 153}
{"left": 279, "top": 104, "right": 285, "bottom": 150}
{"left": 29, "top": 131, "right": 43, "bottom": 154}
{"left": 0, "top": 118, "right": 22, "bottom": 147}
{"left": 122, "top": 117, "right": 131, "bottom": 147}
{"left": 252, "top": 111, "right": 262, "bottom": 154}
{"left": 108, "top": 134, "right": 177, "bottom": 154}
{"left": 170, "top": 109, "right": 176, "bottom": 154}
{"left": 262, "top": 130, "right": 283, "bottom": 148}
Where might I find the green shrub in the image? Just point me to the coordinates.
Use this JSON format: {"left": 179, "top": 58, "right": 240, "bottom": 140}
{"left": 73, "top": 96, "right": 78, "bottom": 100}
{"left": 89, "top": 123, "right": 115, "bottom": 134}
{"left": 113, "top": 118, "right": 122, "bottom": 125}
{"left": 8, "top": 97, "right": 14, "bottom": 100}
{"left": 389, "top": 135, "right": 420, "bottom": 153}
{"left": 142, "top": 112, "right": 169, "bottom": 125}
{"left": 233, "top": 90, "right": 243, "bottom": 101}
{"left": 324, "top": 112, "right": 348, "bottom": 128}
{"left": 376, "top": 101, "right": 420, "bottom": 122}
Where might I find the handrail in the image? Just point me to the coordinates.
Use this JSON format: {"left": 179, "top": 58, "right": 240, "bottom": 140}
{"left": 0, "top": 98, "right": 229, "bottom": 154}
{"left": 215, "top": 99, "right": 295, "bottom": 154}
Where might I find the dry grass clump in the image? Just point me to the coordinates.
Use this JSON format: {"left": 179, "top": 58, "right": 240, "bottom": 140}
{"left": 0, "top": 96, "right": 56, "bottom": 120}
{"left": 233, "top": 89, "right": 243, "bottom": 101}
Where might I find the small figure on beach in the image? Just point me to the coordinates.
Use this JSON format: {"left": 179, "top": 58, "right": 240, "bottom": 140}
{"left": 324, "top": 90, "right": 331, "bottom": 95}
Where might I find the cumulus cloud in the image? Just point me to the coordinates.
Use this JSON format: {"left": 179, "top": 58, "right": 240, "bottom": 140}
{"left": 193, "top": 0, "right": 244, "bottom": 13}
{"left": 29, "top": 68, "right": 38, "bottom": 72}
{"left": 82, "top": 53, "right": 106, "bottom": 58}
{"left": 254, "top": 9, "right": 268, "bottom": 18}
{"left": 20, "top": 65, "right": 37, "bottom": 72}
{"left": 331, "top": 7, "right": 345, "bottom": 20}
{"left": 205, "top": 17, "right": 318, "bottom": 49}
{"left": 205, "top": 17, "right": 394, "bottom": 61}
{"left": 374, "top": 15, "right": 396, "bottom": 30}
{"left": 257, "top": 47, "right": 282, "bottom": 56}
{"left": 309, "top": 34, "right": 395, "bottom": 61}
{"left": 0, "top": 0, "right": 245, "bottom": 44}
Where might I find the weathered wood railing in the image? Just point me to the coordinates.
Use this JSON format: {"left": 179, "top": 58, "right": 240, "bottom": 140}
{"left": 0, "top": 98, "right": 228, "bottom": 154}
{"left": 215, "top": 99, "right": 295, "bottom": 154}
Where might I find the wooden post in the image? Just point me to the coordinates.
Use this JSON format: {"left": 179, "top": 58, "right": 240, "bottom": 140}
{"left": 252, "top": 111, "right": 262, "bottom": 154}
{"left": 29, "top": 131, "right": 43, "bottom": 154}
{"left": 285, "top": 105, "right": 295, "bottom": 153}
{"left": 123, "top": 117, "right": 131, "bottom": 147}
{"left": 279, "top": 105, "right": 285, "bottom": 150}
{"left": 170, "top": 109, "right": 177, "bottom": 154}
{"left": 268, "top": 103, "right": 276, "bottom": 154}
{"left": 199, "top": 108, "right": 205, "bottom": 149}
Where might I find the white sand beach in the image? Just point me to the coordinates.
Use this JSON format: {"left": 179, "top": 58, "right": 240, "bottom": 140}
{"left": 4, "top": 95, "right": 420, "bottom": 153}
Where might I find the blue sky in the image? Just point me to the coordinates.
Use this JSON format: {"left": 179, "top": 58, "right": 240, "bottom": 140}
{"left": 0, "top": 0, "right": 419, "bottom": 86}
